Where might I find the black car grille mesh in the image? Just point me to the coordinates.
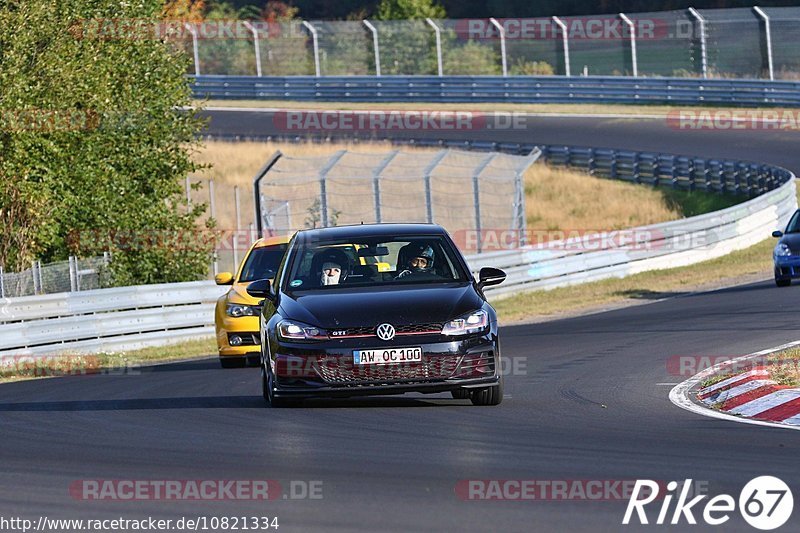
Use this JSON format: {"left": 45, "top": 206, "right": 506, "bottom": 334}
{"left": 333, "top": 323, "right": 443, "bottom": 338}
{"left": 315, "top": 354, "right": 461, "bottom": 384}
{"left": 452, "top": 352, "right": 495, "bottom": 378}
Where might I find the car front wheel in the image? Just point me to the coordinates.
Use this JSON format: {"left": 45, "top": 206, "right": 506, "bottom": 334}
{"left": 262, "top": 361, "right": 298, "bottom": 408}
{"left": 775, "top": 277, "right": 791, "bottom": 287}
{"left": 470, "top": 375, "right": 504, "bottom": 406}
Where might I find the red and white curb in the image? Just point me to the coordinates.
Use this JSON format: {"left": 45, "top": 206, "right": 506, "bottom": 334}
{"left": 669, "top": 340, "right": 800, "bottom": 431}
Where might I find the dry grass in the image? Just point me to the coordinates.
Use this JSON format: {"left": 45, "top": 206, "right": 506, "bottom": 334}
{"left": 192, "top": 140, "right": 684, "bottom": 235}
{"left": 767, "top": 348, "right": 800, "bottom": 386}
{"left": 524, "top": 165, "right": 679, "bottom": 231}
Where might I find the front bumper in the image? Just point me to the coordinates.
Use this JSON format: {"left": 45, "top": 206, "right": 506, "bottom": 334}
{"left": 268, "top": 332, "right": 500, "bottom": 398}
{"left": 774, "top": 256, "right": 800, "bottom": 280}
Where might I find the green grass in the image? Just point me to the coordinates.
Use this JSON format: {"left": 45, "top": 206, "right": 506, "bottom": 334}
{"left": 661, "top": 189, "right": 744, "bottom": 218}
{"left": 0, "top": 337, "right": 217, "bottom": 383}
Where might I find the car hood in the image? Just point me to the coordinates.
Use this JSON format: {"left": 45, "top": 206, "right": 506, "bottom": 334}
{"left": 225, "top": 282, "right": 261, "bottom": 305}
{"left": 279, "top": 283, "right": 483, "bottom": 328}
{"left": 779, "top": 233, "right": 800, "bottom": 253}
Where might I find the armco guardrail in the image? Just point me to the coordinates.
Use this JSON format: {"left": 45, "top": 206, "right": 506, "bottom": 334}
{"left": 1, "top": 143, "right": 794, "bottom": 354}
{"left": 469, "top": 177, "right": 796, "bottom": 298}
{"left": 191, "top": 75, "right": 800, "bottom": 106}
{"left": 0, "top": 281, "right": 227, "bottom": 356}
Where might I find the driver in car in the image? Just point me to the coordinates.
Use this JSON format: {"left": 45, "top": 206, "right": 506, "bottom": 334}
{"left": 321, "top": 262, "right": 342, "bottom": 286}
{"left": 395, "top": 243, "right": 437, "bottom": 280}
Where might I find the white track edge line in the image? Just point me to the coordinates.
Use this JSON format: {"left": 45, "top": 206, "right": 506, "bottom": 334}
{"left": 669, "top": 340, "right": 800, "bottom": 432}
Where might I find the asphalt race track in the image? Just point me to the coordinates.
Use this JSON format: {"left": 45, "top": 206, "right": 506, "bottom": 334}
{"left": 2, "top": 111, "right": 800, "bottom": 532}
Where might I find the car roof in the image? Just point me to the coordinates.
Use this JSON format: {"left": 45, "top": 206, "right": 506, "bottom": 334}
{"left": 252, "top": 234, "right": 292, "bottom": 248}
{"left": 296, "top": 223, "right": 448, "bottom": 242}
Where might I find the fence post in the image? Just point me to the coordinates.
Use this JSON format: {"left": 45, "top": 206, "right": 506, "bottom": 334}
{"left": 619, "top": 13, "right": 638, "bottom": 77}
{"left": 426, "top": 18, "right": 443, "bottom": 76}
{"left": 209, "top": 179, "right": 218, "bottom": 275}
{"left": 185, "top": 175, "right": 191, "bottom": 205}
{"left": 552, "top": 16, "right": 571, "bottom": 76}
{"left": 753, "top": 7, "right": 774, "bottom": 81}
{"left": 363, "top": 20, "right": 381, "bottom": 76}
{"left": 0, "top": 266, "right": 5, "bottom": 298}
{"left": 68, "top": 256, "right": 77, "bottom": 292}
{"left": 243, "top": 21, "right": 263, "bottom": 77}
{"left": 32, "top": 260, "right": 41, "bottom": 295}
{"left": 489, "top": 18, "right": 507, "bottom": 77}
{"left": 184, "top": 23, "right": 200, "bottom": 76}
{"left": 422, "top": 150, "right": 449, "bottom": 224}
{"left": 253, "top": 151, "right": 284, "bottom": 236}
{"left": 75, "top": 257, "right": 82, "bottom": 291}
{"left": 301, "top": 21, "right": 321, "bottom": 77}
{"left": 472, "top": 154, "right": 498, "bottom": 254}
{"left": 372, "top": 151, "right": 399, "bottom": 223}
{"left": 319, "top": 151, "right": 347, "bottom": 227}
{"left": 233, "top": 185, "right": 241, "bottom": 271}
{"left": 687, "top": 8, "right": 708, "bottom": 78}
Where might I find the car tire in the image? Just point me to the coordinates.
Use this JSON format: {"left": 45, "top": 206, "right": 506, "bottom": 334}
{"left": 220, "top": 357, "right": 245, "bottom": 368}
{"left": 775, "top": 278, "right": 791, "bottom": 287}
{"left": 451, "top": 389, "right": 470, "bottom": 400}
{"left": 262, "top": 361, "right": 299, "bottom": 408}
{"left": 470, "top": 375, "right": 504, "bottom": 406}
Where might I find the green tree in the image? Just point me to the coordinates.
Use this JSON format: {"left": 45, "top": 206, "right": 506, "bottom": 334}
{"left": 0, "top": 0, "right": 213, "bottom": 284}
{"left": 377, "top": 0, "right": 446, "bottom": 20}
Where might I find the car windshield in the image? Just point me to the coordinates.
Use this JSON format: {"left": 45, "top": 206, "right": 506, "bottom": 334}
{"left": 238, "top": 245, "right": 287, "bottom": 282}
{"left": 285, "top": 235, "right": 469, "bottom": 291}
{"left": 786, "top": 211, "right": 800, "bottom": 233}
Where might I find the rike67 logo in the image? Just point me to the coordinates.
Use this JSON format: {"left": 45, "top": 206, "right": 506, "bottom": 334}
{"left": 623, "top": 477, "right": 793, "bottom": 530}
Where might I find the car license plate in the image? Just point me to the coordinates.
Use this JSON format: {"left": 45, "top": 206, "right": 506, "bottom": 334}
{"left": 353, "top": 347, "right": 422, "bottom": 365}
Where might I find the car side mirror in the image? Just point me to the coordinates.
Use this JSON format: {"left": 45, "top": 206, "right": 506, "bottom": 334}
{"left": 773, "top": 231, "right": 784, "bottom": 238}
{"left": 215, "top": 272, "right": 234, "bottom": 285}
{"left": 246, "top": 278, "right": 274, "bottom": 302}
{"left": 478, "top": 267, "right": 506, "bottom": 289}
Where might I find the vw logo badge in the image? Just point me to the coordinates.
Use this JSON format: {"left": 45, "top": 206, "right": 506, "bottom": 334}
{"left": 376, "top": 323, "right": 396, "bottom": 341}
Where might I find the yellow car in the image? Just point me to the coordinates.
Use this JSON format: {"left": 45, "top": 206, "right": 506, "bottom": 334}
{"left": 214, "top": 235, "right": 290, "bottom": 368}
{"left": 214, "top": 236, "right": 392, "bottom": 368}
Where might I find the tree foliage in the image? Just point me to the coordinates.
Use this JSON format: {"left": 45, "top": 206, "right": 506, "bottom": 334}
{"left": 0, "top": 0, "right": 212, "bottom": 284}
{"left": 377, "top": 0, "right": 445, "bottom": 20}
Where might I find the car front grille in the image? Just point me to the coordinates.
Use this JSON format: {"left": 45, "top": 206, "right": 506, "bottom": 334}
{"left": 330, "top": 323, "right": 443, "bottom": 339}
{"left": 314, "top": 354, "right": 461, "bottom": 385}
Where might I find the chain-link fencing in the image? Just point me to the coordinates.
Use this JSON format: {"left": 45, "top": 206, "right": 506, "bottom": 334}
{"left": 252, "top": 148, "right": 540, "bottom": 254}
{"left": 0, "top": 255, "right": 112, "bottom": 298}
{"left": 176, "top": 7, "right": 800, "bottom": 80}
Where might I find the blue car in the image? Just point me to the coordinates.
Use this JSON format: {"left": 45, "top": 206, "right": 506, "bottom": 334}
{"left": 772, "top": 209, "right": 800, "bottom": 287}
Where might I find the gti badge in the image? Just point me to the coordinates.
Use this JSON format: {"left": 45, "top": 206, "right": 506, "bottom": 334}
{"left": 376, "top": 323, "right": 396, "bottom": 341}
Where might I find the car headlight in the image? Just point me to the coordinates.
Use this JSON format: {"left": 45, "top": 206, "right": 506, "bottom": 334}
{"left": 442, "top": 309, "right": 489, "bottom": 336}
{"left": 226, "top": 304, "right": 261, "bottom": 317}
{"left": 775, "top": 243, "right": 792, "bottom": 257}
{"left": 277, "top": 319, "right": 329, "bottom": 341}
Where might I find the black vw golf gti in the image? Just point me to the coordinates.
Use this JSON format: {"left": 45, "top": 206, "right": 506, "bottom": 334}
{"left": 247, "top": 223, "right": 507, "bottom": 407}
